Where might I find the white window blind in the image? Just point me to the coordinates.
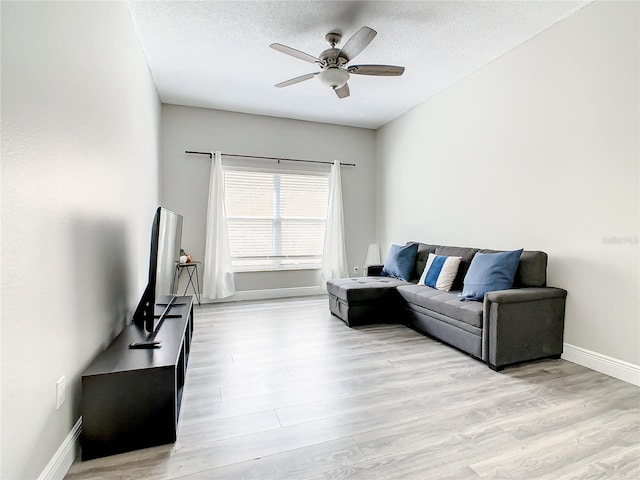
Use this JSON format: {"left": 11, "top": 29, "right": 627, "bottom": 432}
{"left": 223, "top": 167, "right": 329, "bottom": 271}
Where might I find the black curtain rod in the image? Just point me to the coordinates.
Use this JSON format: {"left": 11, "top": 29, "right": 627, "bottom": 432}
{"left": 185, "top": 150, "right": 356, "bottom": 167}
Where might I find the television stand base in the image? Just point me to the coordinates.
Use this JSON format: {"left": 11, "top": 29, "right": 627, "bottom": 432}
{"left": 128, "top": 340, "right": 162, "bottom": 349}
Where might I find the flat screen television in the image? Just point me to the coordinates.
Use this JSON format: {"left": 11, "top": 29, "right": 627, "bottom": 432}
{"left": 130, "top": 207, "right": 183, "bottom": 348}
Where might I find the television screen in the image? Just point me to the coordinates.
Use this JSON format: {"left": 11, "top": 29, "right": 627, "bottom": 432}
{"left": 133, "top": 207, "right": 183, "bottom": 335}
{"left": 155, "top": 209, "right": 183, "bottom": 301}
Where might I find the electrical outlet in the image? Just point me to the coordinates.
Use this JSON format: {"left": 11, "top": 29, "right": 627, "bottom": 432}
{"left": 353, "top": 266, "right": 360, "bottom": 276}
{"left": 56, "top": 376, "right": 66, "bottom": 410}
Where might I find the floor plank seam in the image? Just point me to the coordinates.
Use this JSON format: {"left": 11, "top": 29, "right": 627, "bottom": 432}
{"left": 350, "top": 434, "right": 371, "bottom": 461}
{"left": 274, "top": 408, "right": 284, "bottom": 428}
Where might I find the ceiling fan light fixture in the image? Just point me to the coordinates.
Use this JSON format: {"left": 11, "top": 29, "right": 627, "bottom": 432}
{"left": 318, "top": 67, "right": 350, "bottom": 88}
{"left": 271, "top": 26, "right": 403, "bottom": 98}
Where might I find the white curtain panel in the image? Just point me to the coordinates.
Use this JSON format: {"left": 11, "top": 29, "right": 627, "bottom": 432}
{"left": 320, "top": 160, "right": 348, "bottom": 288}
{"left": 202, "top": 151, "right": 236, "bottom": 299}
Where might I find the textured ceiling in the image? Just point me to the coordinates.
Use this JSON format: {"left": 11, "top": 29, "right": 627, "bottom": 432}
{"left": 127, "top": 1, "right": 589, "bottom": 129}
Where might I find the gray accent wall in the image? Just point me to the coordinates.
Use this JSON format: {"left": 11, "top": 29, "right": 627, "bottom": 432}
{"left": 375, "top": 1, "right": 639, "bottom": 366}
{"left": 160, "top": 105, "right": 377, "bottom": 296}
{"left": 1, "top": 2, "right": 161, "bottom": 478}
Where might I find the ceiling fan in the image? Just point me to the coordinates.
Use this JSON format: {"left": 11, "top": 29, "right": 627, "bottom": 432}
{"left": 270, "top": 26, "right": 405, "bottom": 99}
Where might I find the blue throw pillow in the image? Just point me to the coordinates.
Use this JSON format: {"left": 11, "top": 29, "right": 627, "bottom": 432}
{"left": 381, "top": 243, "right": 418, "bottom": 281}
{"left": 460, "top": 249, "right": 524, "bottom": 301}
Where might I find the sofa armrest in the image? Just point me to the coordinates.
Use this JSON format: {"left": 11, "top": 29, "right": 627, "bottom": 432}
{"left": 485, "top": 287, "right": 567, "bottom": 304}
{"left": 483, "top": 287, "right": 567, "bottom": 370}
{"left": 366, "top": 264, "right": 384, "bottom": 276}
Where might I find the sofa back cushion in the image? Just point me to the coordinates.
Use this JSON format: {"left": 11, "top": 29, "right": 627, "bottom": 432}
{"left": 403, "top": 243, "right": 547, "bottom": 288}
{"left": 480, "top": 249, "right": 547, "bottom": 287}
{"left": 516, "top": 251, "right": 547, "bottom": 287}
{"left": 435, "top": 245, "right": 479, "bottom": 291}
{"left": 409, "top": 243, "right": 438, "bottom": 281}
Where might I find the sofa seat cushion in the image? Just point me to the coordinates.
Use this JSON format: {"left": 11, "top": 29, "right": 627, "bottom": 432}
{"left": 327, "top": 277, "right": 410, "bottom": 303}
{"left": 396, "top": 284, "right": 484, "bottom": 328}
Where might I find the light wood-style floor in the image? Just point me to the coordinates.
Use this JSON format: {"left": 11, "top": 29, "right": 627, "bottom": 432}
{"left": 66, "top": 296, "right": 640, "bottom": 479}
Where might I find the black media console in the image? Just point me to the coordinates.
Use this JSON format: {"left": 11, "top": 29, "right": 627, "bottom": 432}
{"left": 81, "top": 296, "right": 194, "bottom": 460}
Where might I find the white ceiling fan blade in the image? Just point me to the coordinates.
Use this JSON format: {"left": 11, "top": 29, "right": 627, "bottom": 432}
{"left": 270, "top": 43, "right": 320, "bottom": 64}
{"left": 348, "top": 65, "right": 405, "bottom": 76}
{"left": 334, "top": 82, "right": 350, "bottom": 99}
{"left": 339, "top": 26, "right": 377, "bottom": 61}
{"left": 275, "top": 72, "right": 319, "bottom": 88}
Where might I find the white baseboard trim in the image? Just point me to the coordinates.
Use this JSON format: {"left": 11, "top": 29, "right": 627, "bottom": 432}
{"left": 38, "top": 417, "right": 82, "bottom": 480}
{"left": 562, "top": 343, "right": 640, "bottom": 386}
{"left": 199, "top": 286, "right": 327, "bottom": 304}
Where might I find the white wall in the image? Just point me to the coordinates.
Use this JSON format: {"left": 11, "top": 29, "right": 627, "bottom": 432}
{"left": 376, "top": 1, "right": 639, "bottom": 368}
{"left": 1, "top": 2, "right": 161, "bottom": 478}
{"left": 160, "top": 105, "right": 376, "bottom": 296}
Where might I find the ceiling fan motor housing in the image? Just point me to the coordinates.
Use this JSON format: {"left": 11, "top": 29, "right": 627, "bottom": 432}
{"left": 318, "top": 45, "right": 350, "bottom": 88}
{"left": 319, "top": 48, "right": 345, "bottom": 67}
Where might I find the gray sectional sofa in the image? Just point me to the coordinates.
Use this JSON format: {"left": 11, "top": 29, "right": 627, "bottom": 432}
{"left": 327, "top": 243, "right": 567, "bottom": 371}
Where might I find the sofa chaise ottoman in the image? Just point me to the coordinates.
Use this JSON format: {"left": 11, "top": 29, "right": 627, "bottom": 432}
{"left": 327, "top": 243, "right": 567, "bottom": 370}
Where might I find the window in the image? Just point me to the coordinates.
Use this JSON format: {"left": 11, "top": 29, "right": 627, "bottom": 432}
{"left": 223, "top": 167, "right": 329, "bottom": 271}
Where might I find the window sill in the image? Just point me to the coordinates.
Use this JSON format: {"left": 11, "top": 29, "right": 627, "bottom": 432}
{"left": 233, "top": 265, "right": 321, "bottom": 273}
